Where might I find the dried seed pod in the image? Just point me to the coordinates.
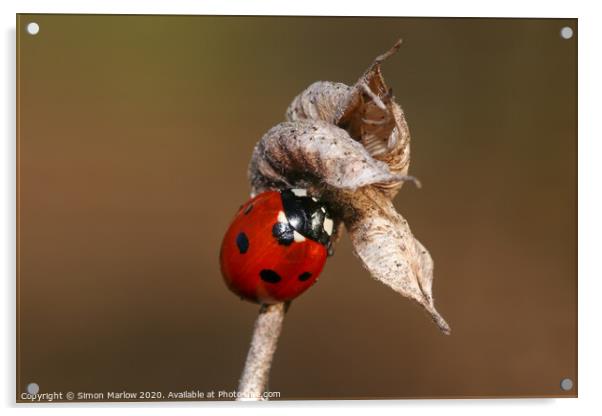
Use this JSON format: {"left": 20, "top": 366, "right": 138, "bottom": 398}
{"left": 248, "top": 39, "right": 450, "bottom": 334}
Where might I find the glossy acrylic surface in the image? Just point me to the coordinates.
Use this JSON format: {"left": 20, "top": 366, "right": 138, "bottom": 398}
{"left": 17, "top": 14, "right": 577, "bottom": 401}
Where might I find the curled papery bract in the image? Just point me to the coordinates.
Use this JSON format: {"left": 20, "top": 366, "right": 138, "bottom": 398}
{"left": 343, "top": 188, "right": 450, "bottom": 334}
{"left": 285, "top": 40, "right": 411, "bottom": 198}
{"left": 249, "top": 120, "right": 406, "bottom": 195}
{"left": 285, "top": 81, "right": 352, "bottom": 124}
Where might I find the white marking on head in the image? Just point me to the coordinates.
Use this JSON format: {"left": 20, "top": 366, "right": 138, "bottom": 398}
{"left": 291, "top": 188, "right": 307, "bottom": 197}
{"left": 320, "top": 207, "right": 326, "bottom": 213}
{"left": 323, "top": 218, "right": 334, "bottom": 236}
{"left": 311, "top": 197, "right": 318, "bottom": 202}
{"left": 277, "top": 211, "right": 287, "bottom": 223}
{"left": 293, "top": 230, "right": 306, "bottom": 242}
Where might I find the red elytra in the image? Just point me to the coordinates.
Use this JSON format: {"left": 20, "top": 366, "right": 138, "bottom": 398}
{"left": 219, "top": 190, "right": 329, "bottom": 304}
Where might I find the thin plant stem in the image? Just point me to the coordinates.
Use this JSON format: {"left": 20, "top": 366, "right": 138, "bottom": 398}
{"left": 236, "top": 303, "right": 286, "bottom": 400}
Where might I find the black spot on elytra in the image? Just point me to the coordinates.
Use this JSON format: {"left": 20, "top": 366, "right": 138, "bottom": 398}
{"left": 259, "top": 269, "right": 282, "bottom": 283}
{"left": 243, "top": 204, "right": 253, "bottom": 215}
{"left": 298, "top": 272, "right": 312, "bottom": 282}
{"left": 236, "top": 232, "right": 249, "bottom": 254}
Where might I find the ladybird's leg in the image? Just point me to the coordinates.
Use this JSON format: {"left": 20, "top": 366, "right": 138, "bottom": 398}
{"left": 326, "top": 221, "right": 345, "bottom": 257}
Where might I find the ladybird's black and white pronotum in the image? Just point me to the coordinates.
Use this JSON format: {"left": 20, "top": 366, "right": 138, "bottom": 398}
{"left": 272, "top": 188, "right": 333, "bottom": 246}
{"left": 220, "top": 188, "right": 333, "bottom": 304}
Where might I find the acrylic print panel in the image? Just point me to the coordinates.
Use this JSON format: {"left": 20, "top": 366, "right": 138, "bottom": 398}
{"left": 16, "top": 14, "right": 577, "bottom": 402}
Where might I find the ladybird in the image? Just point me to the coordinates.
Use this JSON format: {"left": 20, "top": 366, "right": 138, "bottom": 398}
{"left": 220, "top": 188, "right": 334, "bottom": 304}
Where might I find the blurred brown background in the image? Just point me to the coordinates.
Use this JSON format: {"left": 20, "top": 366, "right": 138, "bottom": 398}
{"left": 16, "top": 15, "right": 577, "bottom": 400}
